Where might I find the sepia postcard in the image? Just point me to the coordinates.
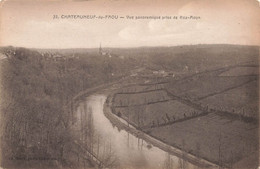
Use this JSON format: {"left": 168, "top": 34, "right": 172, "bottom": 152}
{"left": 0, "top": 0, "right": 259, "bottom": 168}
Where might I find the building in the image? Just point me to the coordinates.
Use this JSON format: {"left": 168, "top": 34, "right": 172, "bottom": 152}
{"left": 99, "top": 43, "right": 112, "bottom": 57}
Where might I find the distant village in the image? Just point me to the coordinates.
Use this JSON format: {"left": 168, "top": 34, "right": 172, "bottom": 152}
{"left": 1, "top": 44, "right": 127, "bottom": 62}
{"left": 1, "top": 45, "right": 192, "bottom": 80}
{"left": 99, "top": 43, "right": 125, "bottom": 59}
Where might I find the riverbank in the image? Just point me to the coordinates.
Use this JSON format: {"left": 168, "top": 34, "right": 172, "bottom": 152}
{"left": 103, "top": 94, "right": 219, "bottom": 169}
{"left": 106, "top": 63, "right": 259, "bottom": 168}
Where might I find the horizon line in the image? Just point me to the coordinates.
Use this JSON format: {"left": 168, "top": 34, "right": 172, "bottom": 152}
{"left": 0, "top": 43, "right": 259, "bottom": 50}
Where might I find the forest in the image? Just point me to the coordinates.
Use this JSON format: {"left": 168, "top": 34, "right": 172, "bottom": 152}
{"left": 0, "top": 46, "right": 139, "bottom": 168}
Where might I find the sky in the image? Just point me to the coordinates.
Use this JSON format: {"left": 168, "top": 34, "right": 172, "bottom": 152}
{"left": 0, "top": 0, "right": 259, "bottom": 48}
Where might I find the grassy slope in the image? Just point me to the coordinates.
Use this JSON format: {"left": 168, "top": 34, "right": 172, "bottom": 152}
{"left": 110, "top": 44, "right": 259, "bottom": 168}
{"left": 145, "top": 113, "right": 258, "bottom": 167}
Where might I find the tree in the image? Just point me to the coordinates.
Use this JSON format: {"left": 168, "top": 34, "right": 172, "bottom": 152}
{"left": 163, "top": 153, "right": 174, "bottom": 169}
{"left": 178, "top": 139, "right": 187, "bottom": 169}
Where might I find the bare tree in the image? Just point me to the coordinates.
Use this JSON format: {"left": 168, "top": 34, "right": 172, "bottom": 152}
{"left": 99, "top": 138, "right": 118, "bottom": 168}
{"left": 163, "top": 153, "right": 174, "bottom": 169}
{"left": 194, "top": 143, "right": 201, "bottom": 169}
{"left": 178, "top": 139, "right": 187, "bottom": 169}
{"left": 218, "top": 128, "right": 222, "bottom": 169}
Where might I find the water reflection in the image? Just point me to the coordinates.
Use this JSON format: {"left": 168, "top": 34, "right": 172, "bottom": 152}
{"left": 76, "top": 95, "right": 197, "bottom": 169}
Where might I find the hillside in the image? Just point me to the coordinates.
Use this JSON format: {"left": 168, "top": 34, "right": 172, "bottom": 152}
{"left": 0, "top": 44, "right": 259, "bottom": 169}
{"left": 107, "top": 44, "right": 259, "bottom": 168}
{"left": 0, "top": 46, "right": 140, "bottom": 168}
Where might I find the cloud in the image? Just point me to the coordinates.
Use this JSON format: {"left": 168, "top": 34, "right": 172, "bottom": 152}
{"left": 118, "top": 16, "right": 198, "bottom": 44}
{"left": 118, "top": 23, "right": 147, "bottom": 40}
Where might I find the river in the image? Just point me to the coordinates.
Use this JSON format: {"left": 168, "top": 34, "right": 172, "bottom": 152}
{"left": 76, "top": 94, "right": 198, "bottom": 169}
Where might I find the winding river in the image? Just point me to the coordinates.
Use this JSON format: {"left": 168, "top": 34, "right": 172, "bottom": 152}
{"left": 76, "top": 94, "right": 198, "bottom": 169}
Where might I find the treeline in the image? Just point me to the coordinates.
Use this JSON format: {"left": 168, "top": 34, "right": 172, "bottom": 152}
{"left": 0, "top": 47, "right": 139, "bottom": 168}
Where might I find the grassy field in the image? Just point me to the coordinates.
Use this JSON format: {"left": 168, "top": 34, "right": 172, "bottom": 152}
{"left": 109, "top": 45, "right": 259, "bottom": 168}
{"left": 113, "top": 89, "right": 169, "bottom": 107}
{"left": 219, "top": 66, "right": 259, "bottom": 76}
{"left": 114, "top": 99, "right": 202, "bottom": 128}
{"left": 165, "top": 65, "right": 259, "bottom": 119}
{"left": 144, "top": 113, "right": 258, "bottom": 168}
{"left": 198, "top": 80, "right": 259, "bottom": 119}
{"left": 167, "top": 75, "right": 256, "bottom": 101}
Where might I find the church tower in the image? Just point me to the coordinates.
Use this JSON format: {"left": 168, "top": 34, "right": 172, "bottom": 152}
{"left": 99, "top": 43, "right": 102, "bottom": 55}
